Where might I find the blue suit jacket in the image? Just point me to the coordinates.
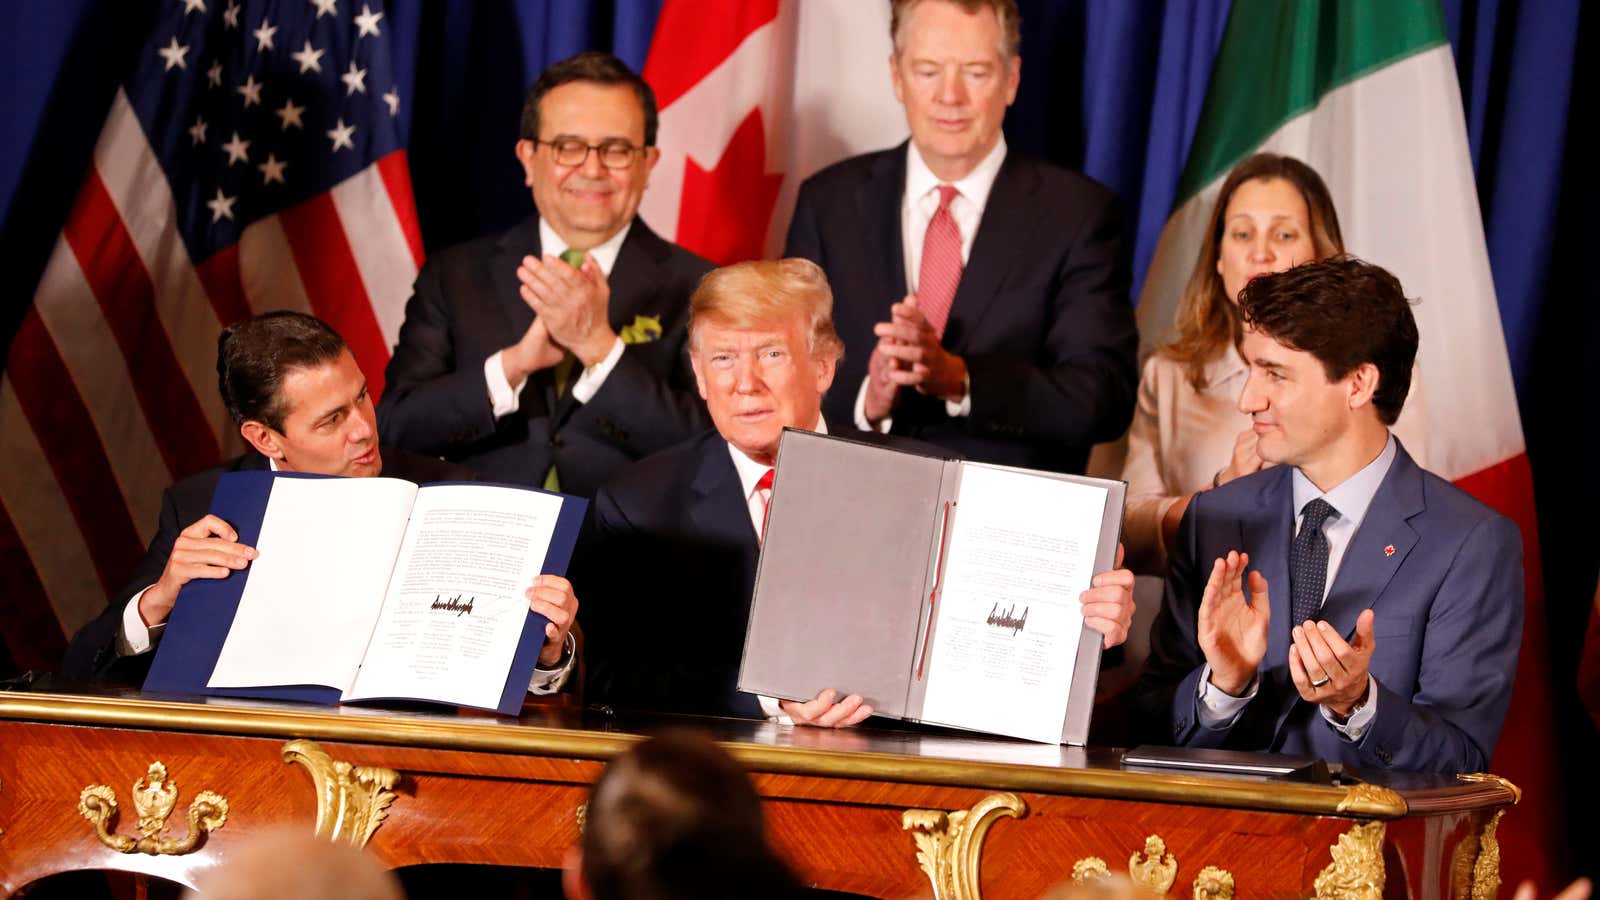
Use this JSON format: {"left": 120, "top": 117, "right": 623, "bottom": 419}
{"left": 1134, "top": 441, "right": 1522, "bottom": 773}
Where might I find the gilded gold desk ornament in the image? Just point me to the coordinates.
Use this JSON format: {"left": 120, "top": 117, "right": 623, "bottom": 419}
{"left": 1129, "top": 834, "right": 1179, "bottom": 894}
{"left": 76, "top": 761, "right": 228, "bottom": 855}
{"left": 902, "top": 791, "right": 1026, "bottom": 900}
{"left": 1313, "top": 820, "right": 1386, "bottom": 899}
{"left": 282, "top": 739, "right": 399, "bottom": 848}
{"left": 1192, "top": 865, "right": 1235, "bottom": 899}
{"left": 1071, "top": 856, "right": 1110, "bottom": 883}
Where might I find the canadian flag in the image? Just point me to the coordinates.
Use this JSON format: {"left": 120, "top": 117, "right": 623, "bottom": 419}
{"left": 639, "top": 0, "right": 908, "bottom": 264}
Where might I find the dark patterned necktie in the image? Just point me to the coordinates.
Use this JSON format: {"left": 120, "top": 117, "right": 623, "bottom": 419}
{"left": 1289, "top": 498, "right": 1338, "bottom": 626}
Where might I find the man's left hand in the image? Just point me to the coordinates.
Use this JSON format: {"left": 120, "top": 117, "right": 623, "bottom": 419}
{"left": 871, "top": 300, "right": 967, "bottom": 402}
{"left": 517, "top": 254, "right": 617, "bottom": 366}
{"left": 779, "top": 689, "right": 873, "bottom": 728}
{"left": 1081, "top": 542, "right": 1136, "bottom": 648}
{"left": 527, "top": 574, "right": 579, "bottom": 668}
{"left": 1289, "top": 609, "right": 1377, "bottom": 718}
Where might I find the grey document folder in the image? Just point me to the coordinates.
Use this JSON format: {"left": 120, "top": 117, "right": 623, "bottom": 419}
{"left": 738, "top": 429, "right": 1125, "bottom": 744}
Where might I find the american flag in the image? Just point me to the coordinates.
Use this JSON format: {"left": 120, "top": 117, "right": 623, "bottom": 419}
{"left": 0, "top": 0, "right": 422, "bottom": 671}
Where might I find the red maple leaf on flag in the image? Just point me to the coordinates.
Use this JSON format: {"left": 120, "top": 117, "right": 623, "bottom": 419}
{"left": 674, "top": 108, "right": 783, "bottom": 266}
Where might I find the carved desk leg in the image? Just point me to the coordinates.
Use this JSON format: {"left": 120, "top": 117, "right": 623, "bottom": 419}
{"left": 282, "top": 740, "right": 400, "bottom": 849}
{"left": 902, "top": 792, "right": 1026, "bottom": 900}
{"left": 1314, "top": 821, "right": 1387, "bottom": 900}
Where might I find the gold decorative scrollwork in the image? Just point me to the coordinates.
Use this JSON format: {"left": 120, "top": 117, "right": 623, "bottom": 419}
{"left": 1449, "top": 809, "right": 1505, "bottom": 900}
{"left": 1193, "top": 865, "right": 1235, "bottom": 899}
{"left": 1458, "top": 772, "right": 1523, "bottom": 805}
{"left": 1072, "top": 857, "right": 1110, "bottom": 883}
{"left": 902, "top": 792, "right": 1026, "bottom": 900}
{"left": 1334, "top": 783, "right": 1407, "bottom": 817}
{"left": 575, "top": 802, "right": 587, "bottom": 834}
{"left": 1129, "top": 834, "right": 1178, "bottom": 894}
{"left": 282, "top": 739, "right": 399, "bottom": 848}
{"left": 1313, "top": 820, "right": 1386, "bottom": 899}
{"left": 76, "top": 761, "right": 228, "bottom": 855}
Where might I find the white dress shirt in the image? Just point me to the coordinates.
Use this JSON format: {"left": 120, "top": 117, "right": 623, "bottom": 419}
{"left": 855, "top": 138, "right": 1008, "bottom": 432}
{"left": 483, "top": 219, "right": 632, "bottom": 417}
{"left": 117, "top": 456, "right": 574, "bottom": 694}
{"left": 725, "top": 417, "right": 828, "bottom": 721}
{"left": 1197, "top": 434, "right": 1398, "bottom": 740}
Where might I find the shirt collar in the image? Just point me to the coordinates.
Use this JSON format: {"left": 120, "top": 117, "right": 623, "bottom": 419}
{"left": 537, "top": 217, "right": 631, "bottom": 278}
{"left": 728, "top": 416, "right": 828, "bottom": 499}
{"left": 905, "top": 135, "right": 1008, "bottom": 212}
{"left": 1292, "top": 433, "right": 1397, "bottom": 529}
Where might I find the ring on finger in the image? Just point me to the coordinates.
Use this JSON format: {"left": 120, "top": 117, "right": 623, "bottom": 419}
{"left": 1310, "top": 675, "right": 1331, "bottom": 688}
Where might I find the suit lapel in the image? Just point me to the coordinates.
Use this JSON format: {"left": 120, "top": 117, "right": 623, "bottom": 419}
{"left": 688, "top": 435, "right": 761, "bottom": 549}
{"left": 1319, "top": 445, "right": 1424, "bottom": 640}
{"left": 945, "top": 154, "right": 1038, "bottom": 353}
{"left": 1241, "top": 467, "right": 1297, "bottom": 670}
{"left": 858, "top": 146, "right": 909, "bottom": 305}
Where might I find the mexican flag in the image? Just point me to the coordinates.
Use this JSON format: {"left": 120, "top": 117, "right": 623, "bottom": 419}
{"left": 1139, "top": 0, "right": 1562, "bottom": 888}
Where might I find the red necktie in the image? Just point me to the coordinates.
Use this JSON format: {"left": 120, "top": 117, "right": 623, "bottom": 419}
{"left": 756, "top": 468, "right": 775, "bottom": 541}
{"left": 917, "top": 184, "right": 963, "bottom": 336}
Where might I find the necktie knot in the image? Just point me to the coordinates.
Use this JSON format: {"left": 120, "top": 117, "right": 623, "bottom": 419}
{"left": 559, "top": 247, "right": 586, "bottom": 269}
{"left": 1300, "top": 497, "right": 1338, "bottom": 531}
{"left": 935, "top": 183, "right": 959, "bottom": 210}
{"left": 756, "top": 468, "right": 774, "bottom": 494}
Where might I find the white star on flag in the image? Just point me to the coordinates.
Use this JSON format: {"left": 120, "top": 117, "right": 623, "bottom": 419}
{"left": 221, "top": 131, "right": 251, "bottom": 165}
{"left": 341, "top": 61, "right": 367, "bottom": 96}
{"left": 383, "top": 88, "right": 400, "bottom": 116}
{"left": 158, "top": 36, "right": 189, "bottom": 71}
{"left": 253, "top": 18, "right": 277, "bottom": 51}
{"left": 188, "top": 116, "right": 208, "bottom": 145}
{"left": 258, "top": 153, "right": 288, "bottom": 185}
{"left": 275, "top": 98, "right": 305, "bottom": 130}
{"left": 292, "top": 40, "right": 324, "bottom": 74}
{"left": 222, "top": 0, "right": 240, "bottom": 27}
{"left": 183, "top": 0, "right": 206, "bottom": 14}
{"left": 326, "top": 118, "right": 356, "bottom": 152}
{"left": 206, "top": 61, "right": 223, "bottom": 87}
{"left": 206, "top": 187, "right": 237, "bottom": 222}
{"left": 311, "top": 0, "right": 339, "bottom": 19}
{"left": 237, "top": 74, "right": 263, "bottom": 107}
{"left": 354, "top": 4, "right": 384, "bottom": 37}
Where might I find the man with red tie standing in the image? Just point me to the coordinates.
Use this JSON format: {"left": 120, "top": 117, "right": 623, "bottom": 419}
{"left": 784, "top": 0, "right": 1138, "bottom": 474}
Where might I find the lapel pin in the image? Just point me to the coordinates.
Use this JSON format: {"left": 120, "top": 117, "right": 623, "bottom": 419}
{"left": 1384, "top": 544, "right": 1396, "bottom": 557}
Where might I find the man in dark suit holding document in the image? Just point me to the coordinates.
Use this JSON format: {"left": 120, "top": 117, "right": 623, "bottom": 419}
{"left": 576, "top": 260, "right": 1137, "bottom": 724}
{"left": 63, "top": 312, "right": 581, "bottom": 689}
{"left": 1135, "top": 258, "right": 1523, "bottom": 773}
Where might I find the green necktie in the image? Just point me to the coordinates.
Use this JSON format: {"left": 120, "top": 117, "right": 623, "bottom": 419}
{"left": 544, "top": 248, "right": 587, "bottom": 492}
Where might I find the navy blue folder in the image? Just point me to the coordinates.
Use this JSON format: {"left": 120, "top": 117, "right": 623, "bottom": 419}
{"left": 143, "top": 471, "right": 588, "bottom": 715}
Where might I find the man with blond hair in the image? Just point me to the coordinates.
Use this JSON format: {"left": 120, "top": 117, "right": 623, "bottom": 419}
{"left": 785, "top": 0, "right": 1137, "bottom": 476}
{"left": 573, "top": 259, "right": 1135, "bottom": 726}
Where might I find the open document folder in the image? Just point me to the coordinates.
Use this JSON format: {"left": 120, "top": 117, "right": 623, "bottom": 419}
{"left": 738, "top": 429, "right": 1125, "bottom": 743}
{"left": 143, "top": 471, "right": 586, "bottom": 715}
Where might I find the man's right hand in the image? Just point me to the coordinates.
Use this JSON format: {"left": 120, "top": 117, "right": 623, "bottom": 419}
{"left": 863, "top": 339, "right": 900, "bottom": 425}
{"left": 139, "top": 515, "right": 256, "bottom": 628}
{"left": 1196, "top": 551, "right": 1270, "bottom": 696}
{"left": 501, "top": 316, "right": 565, "bottom": 387}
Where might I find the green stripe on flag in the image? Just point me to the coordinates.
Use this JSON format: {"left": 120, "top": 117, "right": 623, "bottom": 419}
{"left": 1175, "top": 0, "right": 1447, "bottom": 204}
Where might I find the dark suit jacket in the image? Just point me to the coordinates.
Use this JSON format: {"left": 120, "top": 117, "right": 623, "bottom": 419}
{"left": 61, "top": 447, "right": 472, "bottom": 686}
{"left": 573, "top": 425, "right": 922, "bottom": 720}
{"left": 784, "top": 143, "right": 1139, "bottom": 474}
{"left": 378, "top": 215, "right": 714, "bottom": 496}
{"left": 1133, "top": 441, "right": 1523, "bottom": 773}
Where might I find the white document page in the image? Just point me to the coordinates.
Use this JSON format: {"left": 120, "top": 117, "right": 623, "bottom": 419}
{"left": 918, "top": 464, "right": 1107, "bottom": 742}
{"left": 208, "top": 477, "right": 418, "bottom": 690}
{"left": 345, "top": 484, "right": 564, "bottom": 709}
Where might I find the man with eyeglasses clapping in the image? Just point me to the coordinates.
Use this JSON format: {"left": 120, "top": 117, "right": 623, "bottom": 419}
{"left": 379, "top": 52, "right": 713, "bottom": 496}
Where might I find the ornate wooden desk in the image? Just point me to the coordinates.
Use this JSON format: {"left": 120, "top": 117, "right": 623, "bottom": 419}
{"left": 0, "top": 688, "right": 1517, "bottom": 899}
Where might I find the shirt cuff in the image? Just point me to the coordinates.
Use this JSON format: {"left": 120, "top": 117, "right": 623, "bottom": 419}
{"left": 943, "top": 371, "right": 972, "bottom": 418}
{"left": 484, "top": 351, "right": 527, "bottom": 418}
{"left": 1195, "top": 663, "right": 1258, "bottom": 728}
{"left": 853, "top": 376, "right": 893, "bottom": 433}
{"left": 757, "top": 694, "right": 794, "bottom": 724}
{"left": 117, "top": 587, "right": 164, "bottom": 657}
{"left": 1320, "top": 674, "right": 1379, "bottom": 740}
{"left": 568, "top": 336, "right": 625, "bottom": 404}
{"left": 527, "top": 632, "right": 577, "bottom": 695}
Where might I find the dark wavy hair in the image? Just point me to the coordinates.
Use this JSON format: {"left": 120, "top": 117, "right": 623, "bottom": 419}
{"left": 1238, "top": 256, "right": 1418, "bottom": 425}
{"left": 216, "top": 311, "right": 347, "bottom": 431}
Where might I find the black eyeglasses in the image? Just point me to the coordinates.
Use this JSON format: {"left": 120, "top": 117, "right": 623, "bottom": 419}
{"left": 534, "top": 137, "right": 645, "bottom": 169}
